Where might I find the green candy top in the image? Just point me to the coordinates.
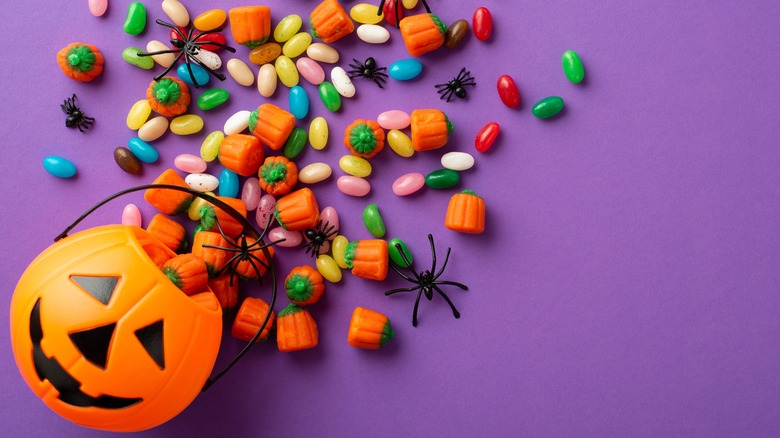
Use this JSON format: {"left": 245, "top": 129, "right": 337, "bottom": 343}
{"left": 344, "top": 241, "right": 358, "bottom": 269}
{"left": 273, "top": 205, "right": 287, "bottom": 230}
{"left": 162, "top": 267, "right": 184, "bottom": 290}
{"left": 66, "top": 45, "right": 97, "bottom": 72}
{"left": 152, "top": 78, "right": 182, "bottom": 106}
{"left": 348, "top": 123, "right": 378, "bottom": 155}
{"left": 309, "top": 17, "right": 319, "bottom": 39}
{"left": 461, "top": 189, "right": 480, "bottom": 198}
{"left": 279, "top": 303, "right": 306, "bottom": 317}
{"left": 429, "top": 14, "right": 447, "bottom": 36}
{"left": 198, "top": 205, "right": 217, "bottom": 231}
{"left": 248, "top": 108, "right": 259, "bottom": 133}
{"left": 379, "top": 320, "right": 395, "bottom": 347}
{"left": 260, "top": 161, "right": 288, "bottom": 184}
{"left": 286, "top": 274, "right": 314, "bottom": 302}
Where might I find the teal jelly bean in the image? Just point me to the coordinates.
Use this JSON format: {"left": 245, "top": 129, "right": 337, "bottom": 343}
{"left": 219, "top": 169, "right": 239, "bottom": 198}
{"left": 283, "top": 128, "right": 308, "bottom": 159}
{"left": 389, "top": 59, "right": 423, "bottom": 81}
{"left": 318, "top": 81, "right": 342, "bottom": 112}
{"left": 562, "top": 50, "right": 584, "bottom": 83}
{"left": 425, "top": 168, "right": 460, "bottom": 189}
{"left": 197, "top": 88, "right": 230, "bottom": 110}
{"left": 42, "top": 156, "right": 77, "bottom": 178}
{"left": 289, "top": 85, "right": 309, "bottom": 120}
{"left": 532, "top": 96, "right": 565, "bottom": 119}
{"left": 362, "top": 204, "right": 386, "bottom": 238}
{"left": 127, "top": 137, "right": 159, "bottom": 163}
{"left": 387, "top": 237, "right": 413, "bottom": 268}
{"left": 122, "top": 47, "right": 154, "bottom": 70}
{"left": 123, "top": 2, "right": 147, "bottom": 35}
{"left": 177, "top": 63, "right": 210, "bottom": 87}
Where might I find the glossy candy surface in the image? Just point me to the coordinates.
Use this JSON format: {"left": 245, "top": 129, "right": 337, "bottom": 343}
{"left": 89, "top": 0, "right": 108, "bottom": 17}
{"left": 350, "top": 4, "right": 383, "bottom": 24}
{"left": 122, "top": 204, "right": 142, "bottom": 227}
{"left": 176, "top": 63, "right": 209, "bottom": 87}
{"left": 532, "top": 96, "right": 565, "bottom": 119}
{"left": 175, "top": 154, "right": 207, "bottom": 173}
{"left": 224, "top": 110, "right": 250, "bottom": 135}
{"left": 122, "top": 47, "right": 155, "bottom": 69}
{"left": 170, "top": 114, "right": 204, "bottom": 135}
{"left": 200, "top": 131, "right": 224, "bottom": 161}
{"left": 318, "top": 81, "right": 342, "bottom": 112}
{"left": 389, "top": 59, "right": 423, "bottom": 81}
{"left": 320, "top": 207, "right": 340, "bottom": 235}
{"left": 275, "top": 55, "right": 299, "bottom": 87}
{"left": 562, "top": 50, "right": 585, "bottom": 83}
{"left": 138, "top": 116, "right": 169, "bottom": 142}
{"left": 269, "top": 227, "right": 303, "bottom": 247}
{"left": 289, "top": 86, "right": 310, "bottom": 119}
{"left": 123, "top": 2, "right": 146, "bottom": 35}
{"left": 309, "top": 117, "right": 329, "bottom": 150}
{"left": 297, "top": 57, "right": 325, "bottom": 85}
{"left": 114, "top": 147, "right": 142, "bottom": 174}
{"left": 249, "top": 42, "right": 282, "bottom": 65}
{"left": 227, "top": 59, "right": 254, "bottom": 86}
{"left": 332, "top": 235, "right": 349, "bottom": 269}
{"left": 392, "top": 172, "right": 425, "bottom": 196}
{"left": 425, "top": 168, "right": 460, "bottom": 189}
{"left": 193, "top": 49, "right": 221, "bottom": 70}
{"left": 388, "top": 237, "right": 413, "bottom": 267}
{"left": 330, "top": 67, "right": 355, "bottom": 98}
{"left": 387, "top": 129, "right": 414, "bottom": 157}
{"left": 255, "top": 194, "right": 276, "bottom": 229}
{"left": 316, "top": 255, "right": 342, "bottom": 283}
{"left": 283, "top": 33, "right": 313, "bottom": 58}
{"left": 475, "top": 122, "right": 500, "bottom": 152}
{"left": 193, "top": 9, "right": 227, "bottom": 31}
{"left": 377, "top": 110, "right": 410, "bottom": 130}
{"left": 497, "top": 75, "right": 520, "bottom": 108}
{"left": 337, "top": 176, "right": 371, "bottom": 197}
{"left": 307, "top": 43, "right": 339, "bottom": 63}
{"left": 357, "top": 25, "right": 391, "bottom": 44}
{"left": 219, "top": 169, "right": 239, "bottom": 198}
{"left": 362, "top": 204, "right": 386, "bottom": 238}
{"left": 241, "top": 177, "right": 262, "bottom": 210}
{"left": 472, "top": 7, "right": 493, "bottom": 41}
{"left": 128, "top": 137, "right": 159, "bottom": 163}
{"left": 197, "top": 88, "right": 229, "bottom": 110}
{"left": 339, "top": 155, "right": 372, "bottom": 177}
{"left": 185, "top": 173, "right": 219, "bottom": 192}
{"left": 382, "top": 0, "right": 403, "bottom": 27}
{"left": 43, "top": 156, "right": 77, "bottom": 178}
{"left": 127, "top": 100, "right": 151, "bottom": 130}
{"left": 283, "top": 128, "right": 308, "bottom": 159}
{"left": 298, "top": 162, "right": 332, "bottom": 184}
{"left": 444, "top": 19, "right": 469, "bottom": 49}
{"left": 257, "top": 64, "right": 278, "bottom": 97}
{"left": 146, "top": 40, "right": 176, "bottom": 67}
{"left": 274, "top": 15, "right": 303, "bottom": 42}
{"left": 441, "top": 152, "right": 475, "bottom": 171}
{"left": 162, "top": 0, "right": 189, "bottom": 27}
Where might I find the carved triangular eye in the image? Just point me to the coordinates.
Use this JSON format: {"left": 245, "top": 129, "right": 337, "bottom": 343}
{"left": 69, "top": 323, "right": 116, "bottom": 369}
{"left": 70, "top": 276, "right": 120, "bottom": 305}
{"left": 135, "top": 320, "right": 165, "bottom": 370}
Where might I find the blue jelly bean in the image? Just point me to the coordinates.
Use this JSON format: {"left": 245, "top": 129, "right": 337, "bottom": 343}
{"left": 389, "top": 59, "right": 423, "bottom": 81}
{"left": 289, "top": 85, "right": 309, "bottom": 120}
{"left": 176, "top": 63, "right": 210, "bottom": 87}
{"left": 127, "top": 137, "right": 159, "bottom": 163}
{"left": 42, "top": 156, "right": 77, "bottom": 178}
{"left": 219, "top": 168, "right": 239, "bottom": 198}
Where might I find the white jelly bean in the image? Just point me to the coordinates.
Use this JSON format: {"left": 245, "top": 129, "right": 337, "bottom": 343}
{"left": 392, "top": 172, "right": 425, "bottom": 196}
{"left": 185, "top": 173, "right": 219, "bottom": 192}
{"left": 138, "top": 116, "right": 168, "bottom": 142}
{"left": 298, "top": 162, "right": 332, "bottom": 184}
{"left": 162, "top": 0, "right": 189, "bottom": 27}
{"left": 227, "top": 58, "right": 254, "bottom": 86}
{"left": 255, "top": 195, "right": 276, "bottom": 230}
{"left": 337, "top": 176, "right": 371, "bottom": 197}
{"left": 269, "top": 227, "right": 303, "bottom": 247}
{"left": 331, "top": 67, "right": 355, "bottom": 98}
{"left": 146, "top": 40, "right": 175, "bottom": 67}
{"left": 441, "top": 151, "right": 475, "bottom": 171}
{"left": 357, "top": 24, "right": 390, "bottom": 44}
{"left": 194, "top": 49, "right": 221, "bottom": 70}
{"left": 224, "top": 110, "right": 251, "bottom": 135}
{"left": 377, "top": 110, "right": 410, "bottom": 130}
{"left": 306, "top": 43, "right": 339, "bottom": 64}
{"left": 122, "top": 204, "right": 142, "bottom": 227}
{"left": 241, "top": 177, "right": 262, "bottom": 211}
{"left": 257, "top": 64, "right": 277, "bottom": 97}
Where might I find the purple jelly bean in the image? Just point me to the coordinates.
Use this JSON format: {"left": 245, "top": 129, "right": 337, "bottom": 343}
{"left": 269, "top": 227, "right": 303, "bottom": 247}
{"left": 241, "top": 177, "right": 262, "bottom": 211}
{"left": 255, "top": 194, "right": 276, "bottom": 230}
{"left": 319, "top": 206, "right": 339, "bottom": 239}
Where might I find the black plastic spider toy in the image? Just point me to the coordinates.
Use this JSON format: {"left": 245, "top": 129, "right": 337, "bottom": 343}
{"left": 303, "top": 221, "right": 338, "bottom": 257}
{"left": 348, "top": 57, "right": 388, "bottom": 89}
{"left": 137, "top": 19, "right": 236, "bottom": 88}
{"left": 60, "top": 94, "right": 94, "bottom": 132}
{"left": 377, "top": 0, "right": 432, "bottom": 28}
{"left": 435, "top": 67, "right": 476, "bottom": 102}
{"left": 385, "top": 234, "right": 468, "bottom": 326}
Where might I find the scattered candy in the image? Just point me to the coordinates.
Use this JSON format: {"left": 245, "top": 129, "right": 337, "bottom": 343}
{"left": 176, "top": 63, "right": 210, "bottom": 87}
{"left": 128, "top": 137, "right": 159, "bottom": 163}
{"left": 146, "top": 40, "right": 176, "bottom": 68}
{"left": 282, "top": 32, "right": 313, "bottom": 58}
{"left": 436, "top": 67, "right": 476, "bottom": 102}
{"left": 193, "top": 49, "right": 222, "bottom": 70}
{"left": 402, "top": 0, "right": 418, "bottom": 8}
{"left": 532, "top": 96, "right": 565, "bottom": 119}
{"left": 332, "top": 235, "right": 349, "bottom": 269}
{"left": 193, "top": 9, "right": 226, "bottom": 31}
{"left": 297, "top": 57, "right": 325, "bottom": 85}
{"left": 57, "top": 43, "right": 104, "bottom": 82}
{"left": 387, "top": 129, "right": 414, "bottom": 157}
{"left": 348, "top": 307, "right": 394, "bottom": 349}
{"left": 497, "top": 75, "right": 520, "bottom": 108}
{"left": 219, "top": 169, "right": 239, "bottom": 198}
{"left": 337, "top": 175, "right": 371, "bottom": 197}
{"left": 389, "top": 58, "right": 423, "bottom": 81}
{"left": 357, "top": 24, "right": 391, "bottom": 44}
{"left": 232, "top": 297, "right": 274, "bottom": 342}
{"left": 269, "top": 227, "right": 304, "bottom": 247}
{"left": 276, "top": 304, "right": 319, "bottom": 352}
{"left": 298, "top": 162, "right": 332, "bottom": 184}
{"left": 425, "top": 168, "right": 460, "bottom": 189}
{"left": 345, "top": 239, "right": 388, "bottom": 281}
{"left": 387, "top": 237, "right": 413, "bottom": 268}
{"left": 43, "top": 156, "right": 77, "bottom": 178}
{"left": 309, "top": 117, "right": 329, "bottom": 150}
{"left": 249, "top": 103, "right": 296, "bottom": 151}
{"left": 339, "top": 155, "right": 372, "bottom": 177}
{"left": 444, "top": 19, "right": 469, "bottom": 49}
{"left": 257, "top": 64, "right": 278, "bottom": 97}
{"left": 562, "top": 50, "right": 585, "bottom": 83}
{"left": 226, "top": 59, "right": 254, "bottom": 86}
{"left": 228, "top": 6, "right": 271, "bottom": 48}
{"left": 274, "top": 14, "right": 303, "bottom": 42}
{"left": 441, "top": 151, "right": 475, "bottom": 171}
{"left": 330, "top": 67, "right": 356, "bottom": 98}
{"left": 219, "top": 134, "right": 264, "bottom": 176}
{"left": 189, "top": 32, "right": 228, "bottom": 52}
{"left": 472, "top": 7, "right": 493, "bottom": 41}
{"left": 174, "top": 154, "right": 207, "bottom": 173}
{"left": 410, "top": 109, "right": 453, "bottom": 151}
{"left": 316, "top": 254, "right": 342, "bottom": 283}
{"left": 349, "top": 57, "right": 388, "bottom": 88}
{"left": 123, "top": 2, "right": 147, "bottom": 35}
{"left": 223, "top": 110, "right": 251, "bottom": 135}
{"left": 241, "top": 177, "right": 262, "bottom": 211}
{"left": 392, "top": 172, "right": 425, "bottom": 196}
{"left": 377, "top": 110, "right": 410, "bottom": 130}
{"left": 122, "top": 47, "right": 155, "bottom": 70}
{"left": 122, "top": 204, "right": 142, "bottom": 227}
{"left": 318, "top": 81, "right": 342, "bottom": 112}
{"left": 114, "top": 147, "right": 142, "bottom": 174}
{"left": 307, "top": 43, "right": 339, "bottom": 64}
{"left": 475, "top": 122, "right": 500, "bottom": 153}
{"left": 255, "top": 194, "right": 276, "bottom": 229}
{"left": 445, "top": 190, "right": 485, "bottom": 234}
{"left": 146, "top": 76, "right": 191, "bottom": 117}
{"left": 289, "top": 85, "right": 310, "bottom": 119}
{"left": 320, "top": 207, "right": 340, "bottom": 235}
{"left": 399, "top": 13, "right": 446, "bottom": 56}
{"left": 185, "top": 173, "right": 219, "bottom": 192}
{"left": 285, "top": 265, "right": 326, "bottom": 305}
{"left": 249, "top": 42, "right": 282, "bottom": 65}
{"left": 344, "top": 119, "right": 385, "bottom": 158}
{"left": 309, "top": 0, "right": 355, "bottom": 43}
{"left": 88, "top": 0, "right": 108, "bottom": 17}
{"left": 275, "top": 55, "right": 299, "bottom": 87}
{"left": 259, "top": 156, "right": 298, "bottom": 196}
{"left": 138, "top": 116, "right": 169, "bottom": 142}
{"left": 200, "top": 131, "right": 224, "bottom": 162}
{"left": 188, "top": 195, "right": 211, "bottom": 221}
{"left": 283, "top": 128, "right": 308, "bottom": 159}
{"left": 382, "top": 0, "right": 403, "bottom": 27}
{"left": 161, "top": 0, "right": 189, "bottom": 28}
{"left": 170, "top": 114, "right": 204, "bottom": 135}
{"left": 362, "top": 204, "right": 386, "bottom": 238}
{"left": 350, "top": 4, "right": 383, "bottom": 24}
{"left": 197, "top": 88, "right": 230, "bottom": 110}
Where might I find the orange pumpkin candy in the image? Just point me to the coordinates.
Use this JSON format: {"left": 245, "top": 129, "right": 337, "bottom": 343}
{"left": 276, "top": 304, "right": 318, "bottom": 352}
{"left": 232, "top": 297, "right": 275, "bottom": 342}
{"left": 146, "top": 214, "right": 188, "bottom": 253}
{"left": 410, "top": 109, "right": 453, "bottom": 151}
{"left": 258, "top": 155, "right": 298, "bottom": 196}
{"left": 285, "top": 265, "right": 325, "bottom": 306}
{"left": 145, "top": 77, "right": 191, "bottom": 117}
{"left": 344, "top": 119, "right": 385, "bottom": 159}
{"left": 219, "top": 134, "right": 265, "bottom": 177}
{"left": 228, "top": 6, "right": 272, "bottom": 48}
{"left": 209, "top": 273, "right": 239, "bottom": 311}
{"left": 344, "top": 239, "right": 389, "bottom": 281}
{"left": 191, "top": 231, "right": 232, "bottom": 277}
{"left": 347, "top": 307, "right": 394, "bottom": 349}
{"left": 274, "top": 188, "right": 320, "bottom": 231}
{"left": 248, "top": 103, "right": 296, "bottom": 151}
{"left": 162, "top": 254, "right": 209, "bottom": 296}
{"left": 144, "top": 169, "right": 194, "bottom": 216}
{"left": 57, "top": 42, "right": 104, "bottom": 82}
{"left": 445, "top": 190, "right": 486, "bottom": 234}
{"left": 309, "top": 0, "right": 355, "bottom": 43}
{"left": 399, "top": 13, "right": 446, "bottom": 56}
{"left": 198, "top": 196, "right": 248, "bottom": 239}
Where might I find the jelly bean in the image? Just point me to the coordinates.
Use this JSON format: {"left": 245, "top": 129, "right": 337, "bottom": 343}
{"left": 357, "top": 24, "right": 390, "bottom": 44}
{"left": 123, "top": 2, "right": 146, "bottom": 35}
{"left": 339, "top": 155, "right": 372, "bottom": 177}
{"left": 201, "top": 131, "right": 224, "bottom": 162}
{"left": 497, "top": 75, "right": 520, "bottom": 108}
{"left": 441, "top": 152, "right": 475, "bottom": 171}
{"left": 350, "top": 4, "right": 383, "bottom": 24}
{"left": 377, "top": 110, "right": 410, "bottom": 130}
{"left": 274, "top": 14, "right": 303, "bottom": 43}
{"left": 241, "top": 177, "right": 262, "bottom": 211}
{"left": 126, "top": 100, "right": 151, "bottom": 130}
{"left": 175, "top": 154, "right": 207, "bottom": 173}
{"left": 128, "top": 138, "right": 159, "bottom": 163}
{"left": 283, "top": 32, "right": 312, "bottom": 59}
{"left": 331, "top": 235, "right": 349, "bottom": 269}
{"left": 475, "top": 122, "right": 500, "bottom": 153}
{"left": 388, "top": 237, "right": 413, "bottom": 267}
{"left": 318, "top": 81, "right": 342, "bottom": 112}
{"left": 387, "top": 130, "right": 414, "bottom": 158}
{"left": 170, "top": 114, "right": 204, "bottom": 135}
{"left": 402, "top": 0, "right": 418, "bottom": 8}
{"left": 306, "top": 43, "right": 339, "bottom": 64}
{"left": 362, "top": 204, "right": 386, "bottom": 238}
{"left": 296, "top": 57, "right": 325, "bottom": 85}
{"left": 298, "top": 162, "right": 332, "bottom": 184}
{"left": 197, "top": 88, "right": 230, "bottom": 110}
{"left": 425, "top": 169, "right": 460, "bottom": 189}
{"left": 255, "top": 195, "right": 276, "bottom": 230}
{"left": 316, "top": 255, "right": 342, "bottom": 283}
{"left": 532, "top": 96, "right": 565, "bottom": 119}
{"left": 562, "top": 50, "right": 585, "bottom": 84}
{"left": 146, "top": 40, "right": 176, "bottom": 67}
{"left": 193, "top": 9, "right": 226, "bottom": 31}
{"left": 177, "top": 63, "right": 210, "bottom": 87}
{"left": 392, "top": 172, "right": 425, "bottom": 196}
{"left": 337, "top": 176, "right": 371, "bottom": 197}
{"left": 249, "top": 42, "right": 282, "bottom": 65}
{"left": 269, "top": 227, "right": 303, "bottom": 247}
{"left": 275, "top": 55, "right": 299, "bottom": 87}
{"left": 224, "top": 110, "right": 250, "bottom": 135}
{"left": 320, "top": 206, "right": 340, "bottom": 235}
{"left": 219, "top": 169, "right": 239, "bottom": 198}
{"left": 43, "top": 156, "right": 77, "bottom": 178}
{"left": 89, "top": 0, "right": 108, "bottom": 17}
{"left": 330, "top": 67, "right": 355, "bottom": 98}
{"left": 185, "top": 173, "right": 219, "bottom": 192}
{"left": 283, "top": 127, "right": 308, "bottom": 159}
{"left": 122, "top": 47, "right": 155, "bottom": 70}
{"left": 138, "top": 116, "right": 169, "bottom": 142}
{"left": 188, "top": 194, "right": 212, "bottom": 221}
{"left": 445, "top": 19, "right": 469, "bottom": 49}
{"left": 194, "top": 49, "right": 221, "bottom": 70}
{"left": 162, "top": 0, "right": 189, "bottom": 28}
{"left": 122, "top": 204, "right": 142, "bottom": 227}
{"left": 472, "top": 7, "right": 493, "bottom": 41}
{"left": 196, "top": 32, "right": 228, "bottom": 52}
{"left": 389, "top": 59, "right": 423, "bottom": 81}
{"left": 309, "top": 117, "right": 329, "bottom": 150}
{"left": 382, "top": 0, "right": 403, "bottom": 27}
{"left": 289, "top": 85, "right": 310, "bottom": 119}
{"left": 114, "top": 147, "right": 142, "bottom": 174}
{"left": 257, "top": 64, "right": 278, "bottom": 97}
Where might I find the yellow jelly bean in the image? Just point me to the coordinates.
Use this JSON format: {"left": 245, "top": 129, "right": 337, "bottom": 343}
{"left": 274, "top": 14, "right": 302, "bottom": 43}
{"left": 282, "top": 32, "right": 312, "bottom": 59}
{"left": 309, "top": 116, "right": 328, "bottom": 150}
{"left": 331, "top": 235, "right": 349, "bottom": 269}
{"left": 402, "top": 0, "right": 419, "bottom": 8}
{"left": 350, "top": 3, "right": 384, "bottom": 25}
{"left": 170, "top": 114, "right": 204, "bottom": 135}
{"left": 126, "top": 100, "right": 151, "bottom": 130}
{"left": 200, "top": 131, "right": 223, "bottom": 162}
{"left": 387, "top": 129, "right": 414, "bottom": 158}
{"left": 316, "top": 254, "right": 342, "bottom": 283}
{"left": 339, "top": 155, "right": 372, "bottom": 177}
{"left": 188, "top": 192, "right": 214, "bottom": 220}
{"left": 275, "top": 55, "right": 299, "bottom": 88}
{"left": 193, "top": 9, "right": 226, "bottom": 31}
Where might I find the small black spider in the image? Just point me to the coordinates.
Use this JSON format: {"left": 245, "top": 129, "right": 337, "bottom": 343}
{"left": 303, "top": 221, "right": 338, "bottom": 257}
{"left": 385, "top": 234, "right": 468, "bottom": 326}
{"left": 348, "top": 57, "right": 388, "bottom": 89}
{"left": 60, "top": 94, "right": 94, "bottom": 132}
{"left": 435, "top": 67, "right": 476, "bottom": 102}
{"left": 377, "top": 0, "right": 432, "bottom": 28}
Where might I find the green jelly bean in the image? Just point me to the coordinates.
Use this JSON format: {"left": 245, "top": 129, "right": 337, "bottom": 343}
{"left": 197, "top": 88, "right": 230, "bottom": 110}
{"left": 532, "top": 96, "right": 565, "bottom": 119}
{"left": 318, "top": 81, "right": 342, "bottom": 112}
{"left": 425, "top": 168, "right": 460, "bottom": 189}
{"left": 283, "top": 127, "right": 308, "bottom": 159}
{"left": 123, "top": 2, "right": 147, "bottom": 35}
{"left": 562, "top": 50, "right": 584, "bottom": 83}
{"left": 122, "top": 47, "right": 154, "bottom": 70}
{"left": 362, "top": 204, "right": 386, "bottom": 238}
{"left": 388, "top": 238, "right": 413, "bottom": 268}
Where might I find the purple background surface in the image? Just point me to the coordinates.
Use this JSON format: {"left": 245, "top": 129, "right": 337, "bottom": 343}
{"left": 2, "top": 0, "right": 780, "bottom": 436}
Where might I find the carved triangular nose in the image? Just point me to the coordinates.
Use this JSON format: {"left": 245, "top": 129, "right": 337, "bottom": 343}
{"left": 69, "top": 323, "right": 116, "bottom": 369}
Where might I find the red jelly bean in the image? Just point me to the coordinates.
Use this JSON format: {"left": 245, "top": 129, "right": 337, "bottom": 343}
{"left": 497, "top": 75, "right": 520, "bottom": 108}
{"left": 472, "top": 7, "right": 493, "bottom": 41}
{"left": 383, "top": 0, "right": 403, "bottom": 27}
{"left": 170, "top": 27, "right": 227, "bottom": 52}
{"left": 475, "top": 122, "right": 500, "bottom": 153}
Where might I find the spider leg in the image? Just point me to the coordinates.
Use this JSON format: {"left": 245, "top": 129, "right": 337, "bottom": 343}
{"left": 389, "top": 263, "right": 420, "bottom": 284}
{"left": 461, "top": 78, "right": 476, "bottom": 87}
{"left": 433, "top": 247, "right": 452, "bottom": 280}
{"left": 247, "top": 253, "right": 270, "bottom": 272}
{"left": 433, "top": 280, "right": 469, "bottom": 290}
{"left": 392, "top": 243, "right": 422, "bottom": 280}
{"left": 77, "top": 124, "right": 85, "bottom": 133}
{"left": 440, "top": 89, "right": 454, "bottom": 102}
{"left": 420, "top": 0, "right": 432, "bottom": 13}
{"left": 192, "top": 40, "right": 237, "bottom": 53}
{"left": 428, "top": 234, "right": 437, "bottom": 277}
{"left": 188, "top": 52, "right": 227, "bottom": 81}
{"left": 456, "top": 67, "right": 468, "bottom": 82}
{"left": 384, "top": 285, "right": 422, "bottom": 295}
{"left": 377, "top": 0, "right": 386, "bottom": 12}
{"left": 211, "top": 217, "right": 239, "bottom": 246}
{"left": 412, "top": 288, "right": 424, "bottom": 326}
{"left": 183, "top": 55, "right": 202, "bottom": 88}
{"left": 395, "top": 0, "right": 400, "bottom": 28}
{"left": 155, "top": 19, "right": 187, "bottom": 40}
{"left": 432, "top": 285, "right": 460, "bottom": 319}
{"left": 372, "top": 77, "right": 385, "bottom": 89}
{"left": 152, "top": 51, "right": 185, "bottom": 81}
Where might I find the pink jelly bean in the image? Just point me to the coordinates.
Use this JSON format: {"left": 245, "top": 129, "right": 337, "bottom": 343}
{"left": 89, "top": 0, "right": 108, "bottom": 16}
{"left": 392, "top": 172, "right": 425, "bottom": 196}
{"left": 174, "top": 154, "right": 207, "bottom": 173}
{"left": 296, "top": 57, "right": 325, "bottom": 85}
{"left": 255, "top": 194, "right": 276, "bottom": 230}
{"left": 319, "top": 206, "right": 339, "bottom": 237}
{"left": 337, "top": 175, "right": 371, "bottom": 197}
{"left": 269, "top": 227, "right": 303, "bottom": 247}
{"left": 377, "top": 110, "right": 411, "bottom": 130}
{"left": 241, "top": 177, "right": 262, "bottom": 211}
{"left": 317, "top": 240, "right": 330, "bottom": 254}
{"left": 121, "top": 203, "right": 142, "bottom": 227}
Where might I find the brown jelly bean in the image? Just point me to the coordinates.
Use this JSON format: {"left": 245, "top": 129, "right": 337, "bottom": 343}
{"left": 445, "top": 19, "right": 470, "bottom": 49}
{"left": 249, "top": 42, "right": 282, "bottom": 65}
{"left": 114, "top": 147, "right": 142, "bottom": 174}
